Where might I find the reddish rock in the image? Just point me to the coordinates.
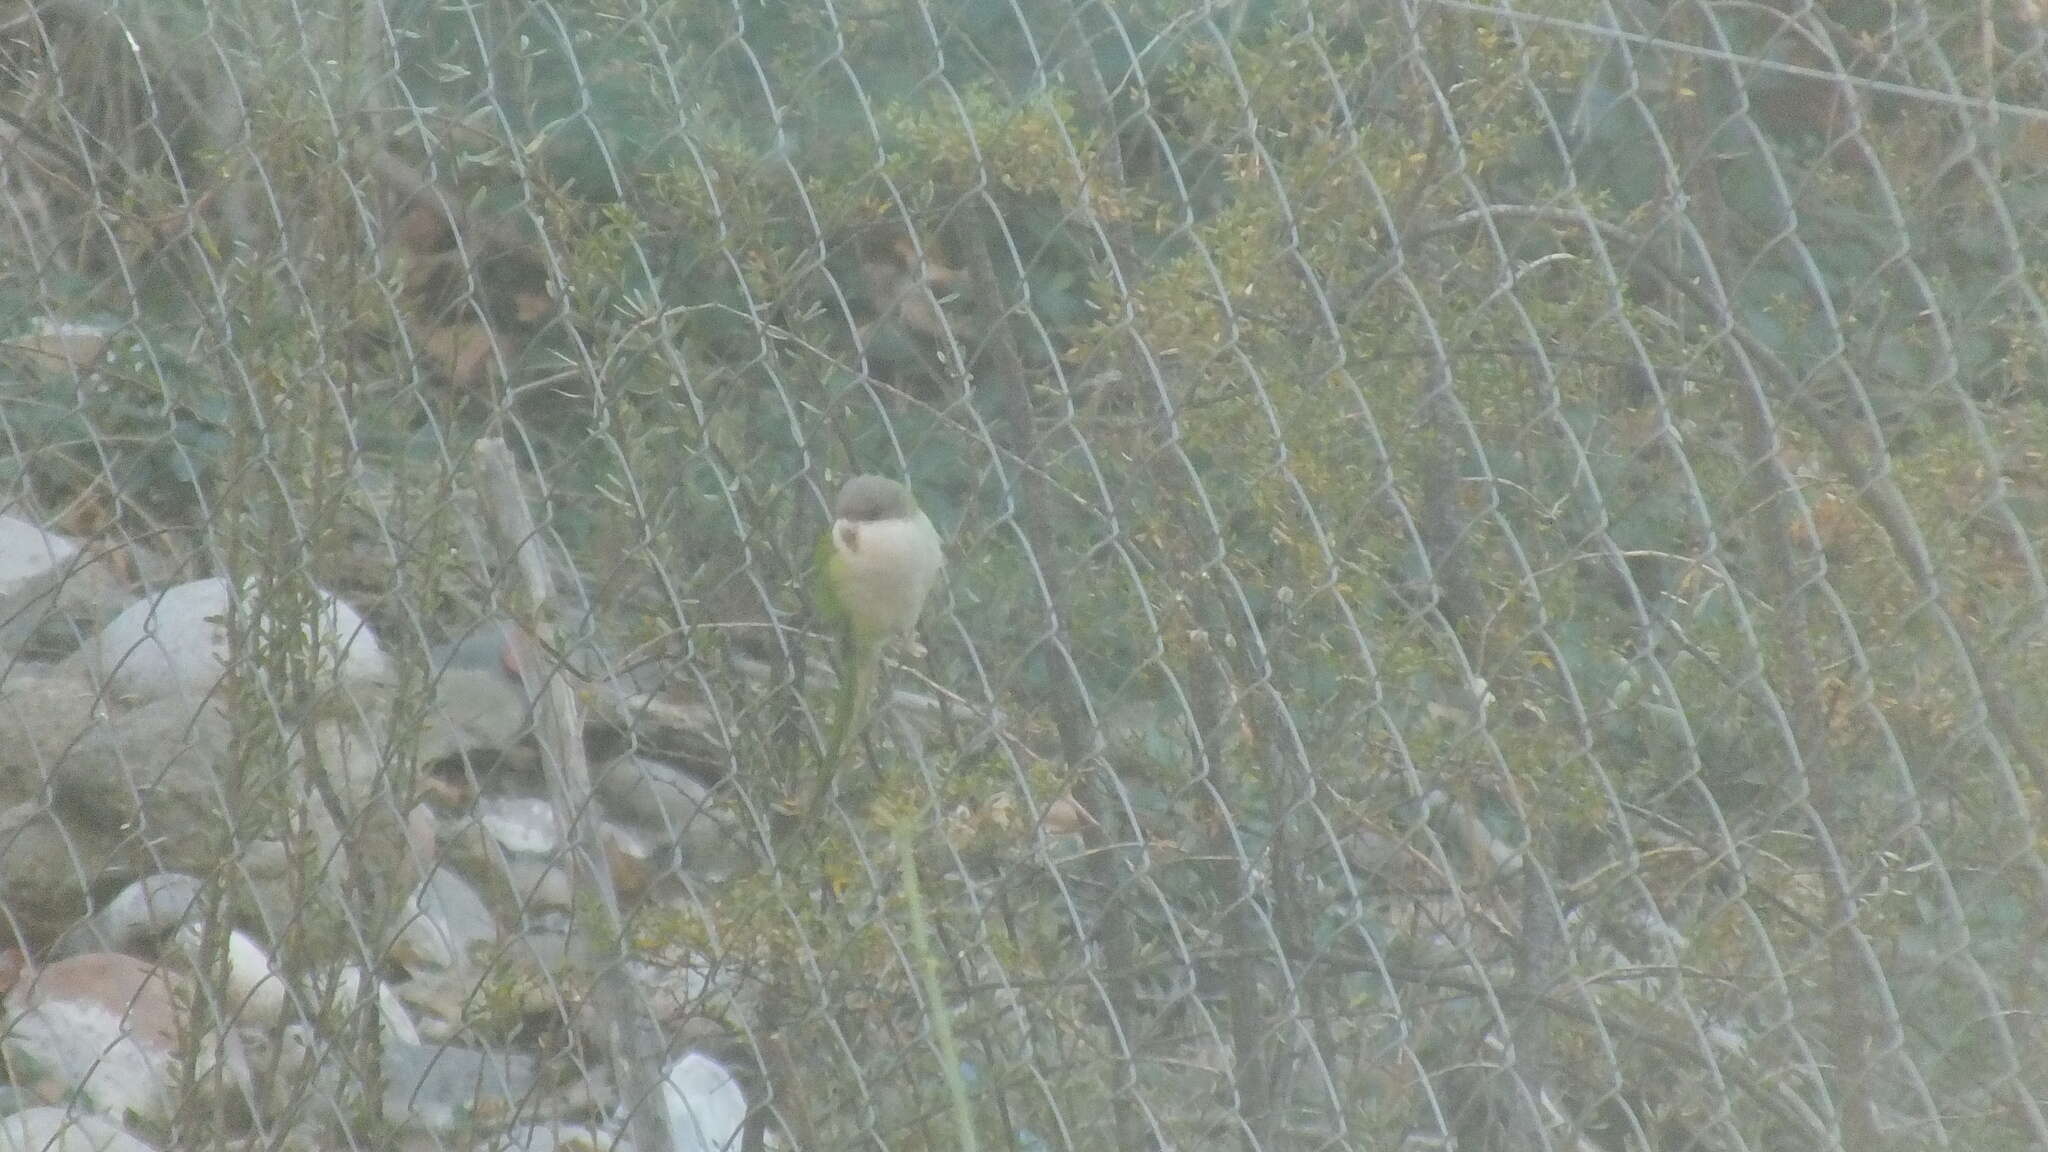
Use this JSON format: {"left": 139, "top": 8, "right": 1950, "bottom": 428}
{"left": 1, "top": 952, "right": 185, "bottom": 1120}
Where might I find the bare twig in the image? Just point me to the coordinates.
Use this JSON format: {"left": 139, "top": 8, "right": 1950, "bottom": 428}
{"left": 471, "top": 438, "right": 672, "bottom": 1152}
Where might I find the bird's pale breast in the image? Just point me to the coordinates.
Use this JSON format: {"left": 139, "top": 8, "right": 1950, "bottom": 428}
{"left": 836, "top": 512, "right": 943, "bottom": 640}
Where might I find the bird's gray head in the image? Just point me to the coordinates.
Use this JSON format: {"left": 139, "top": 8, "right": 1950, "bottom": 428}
{"left": 834, "top": 475, "right": 916, "bottom": 523}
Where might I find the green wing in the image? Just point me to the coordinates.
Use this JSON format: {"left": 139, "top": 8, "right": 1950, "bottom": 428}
{"left": 812, "top": 530, "right": 849, "bottom": 642}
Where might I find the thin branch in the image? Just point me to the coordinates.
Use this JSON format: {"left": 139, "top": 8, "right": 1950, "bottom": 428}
{"left": 471, "top": 438, "right": 673, "bottom": 1152}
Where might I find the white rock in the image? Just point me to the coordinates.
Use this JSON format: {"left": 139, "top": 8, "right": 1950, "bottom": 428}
{"left": 0, "top": 516, "right": 128, "bottom": 658}
{"left": 173, "top": 925, "right": 291, "bottom": 1028}
{"left": 0, "top": 1107, "right": 158, "bottom": 1151}
{"left": 1, "top": 954, "right": 183, "bottom": 1123}
{"left": 0, "top": 515, "right": 79, "bottom": 596}
{"left": 471, "top": 796, "right": 576, "bottom": 912}
{"left": 478, "top": 795, "right": 563, "bottom": 855}
{"left": 332, "top": 965, "right": 423, "bottom": 1046}
{"left": 170, "top": 927, "right": 420, "bottom": 1046}
{"left": 91, "top": 577, "right": 389, "bottom": 704}
{"left": 662, "top": 1052, "right": 746, "bottom": 1152}
{"left": 394, "top": 867, "right": 497, "bottom": 973}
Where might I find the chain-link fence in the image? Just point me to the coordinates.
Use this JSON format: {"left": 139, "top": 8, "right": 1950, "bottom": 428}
{"left": 2, "top": 0, "right": 2046, "bottom": 1149}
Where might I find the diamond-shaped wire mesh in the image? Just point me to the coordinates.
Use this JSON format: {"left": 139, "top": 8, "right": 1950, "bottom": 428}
{"left": 2, "top": 0, "right": 2046, "bottom": 1149}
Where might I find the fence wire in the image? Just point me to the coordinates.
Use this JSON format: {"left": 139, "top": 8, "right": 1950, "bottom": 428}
{"left": 2, "top": 0, "right": 2046, "bottom": 1149}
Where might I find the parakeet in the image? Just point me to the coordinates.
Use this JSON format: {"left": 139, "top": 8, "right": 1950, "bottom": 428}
{"left": 810, "top": 475, "right": 944, "bottom": 813}
{"left": 814, "top": 474, "right": 945, "bottom": 654}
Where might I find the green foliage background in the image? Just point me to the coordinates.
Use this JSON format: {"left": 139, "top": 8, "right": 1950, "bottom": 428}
{"left": 5, "top": 0, "right": 2048, "bottom": 1148}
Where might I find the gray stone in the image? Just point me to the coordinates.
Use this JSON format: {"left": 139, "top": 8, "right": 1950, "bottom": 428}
{"left": 0, "top": 681, "right": 251, "bottom": 945}
{"left": 0, "top": 665, "right": 114, "bottom": 804}
{"left": 487, "top": 1122, "right": 633, "bottom": 1152}
{"left": 435, "top": 620, "right": 525, "bottom": 680}
{"left": 453, "top": 796, "right": 575, "bottom": 916}
{"left": 382, "top": 1041, "right": 541, "bottom": 1132}
{"left": 394, "top": 867, "right": 499, "bottom": 973}
{"left": 89, "top": 578, "right": 390, "bottom": 707}
{"left": 501, "top": 921, "right": 576, "bottom": 979}
{"left": 0, "top": 803, "right": 118, "bottom": 947}
{"left": 418, "top": 666, "right": 534, "bottom": 765}
{"left": 0, "top": 1107, "right": 160, "bottom": 1151}
{"left": 0, "top": 676, "right": 407, "bottom": 951}
{"left": 0, "top": 798, "right": 299, "bottom": 955}
{"left": 46, "top": 695, "right": 238, "bottom": 843}
{"left": 49, "top": 873, "right": 206, "bottom": 958}
{"left": 0, "top": 516, "right": 126, "bottom": 662}
{"left": 590, "top": 757, "right": 738, "bottom": 873}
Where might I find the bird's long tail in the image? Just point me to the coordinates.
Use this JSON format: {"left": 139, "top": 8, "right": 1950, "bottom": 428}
{"left": 809, "top": 646, "right": 879, "bottom": 819}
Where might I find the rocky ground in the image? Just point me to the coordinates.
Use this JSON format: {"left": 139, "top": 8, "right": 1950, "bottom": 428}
{"left": 0, "top": 513, "right": 751, "bottom": 1151}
